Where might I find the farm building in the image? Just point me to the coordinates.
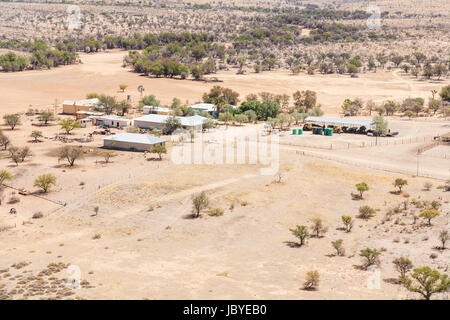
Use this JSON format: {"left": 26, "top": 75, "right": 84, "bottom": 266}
{"left": 305, "top": 116, "right": 375, "bottom": 128}
{"left": 133, "top": 114, "right": 209, "bottom": 131}
{"left": 76, "top": 110, "right": 104, "bottom": 120}
{"left": 103, "top": 133, "right": 166, "bottom": 152}
{"left": 190, "top": 103, "right": 237, "bottom": 117}
{"left": 62, "top": 98, "right": 100, "bottom": 115}
{"left": 143, "top": 106, "right": 172, "bottom": 115}
{"left": 91, "top": 115, "right": 132, "bottom": 128}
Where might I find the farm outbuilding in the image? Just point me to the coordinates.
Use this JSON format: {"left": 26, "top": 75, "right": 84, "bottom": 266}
{"left": 103, "top": 133, "right": 166, "bottom": 152}
{"left": 62, "top": 98, "right": 100, "bottom": 115}
{"left": 133, "top": 114, "right": 209, "bottom": 132}
{"left": 305, "top": 116, "right": 375, "bottom": 128}
{"left": 143, "top": 106, "right": 172, "bottom": 115}
{"left": 91, "top": 115, "right": 132, "bottom": 128}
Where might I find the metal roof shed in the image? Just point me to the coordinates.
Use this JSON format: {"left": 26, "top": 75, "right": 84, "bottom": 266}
{"left": 103, "top": 133, "right": 166, "bottom": 152}
{"left": 305, "top": 116, "right": 375, "bottom": 127}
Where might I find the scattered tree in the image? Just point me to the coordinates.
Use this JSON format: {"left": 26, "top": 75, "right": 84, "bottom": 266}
{"left": 393, "top": 178, "right": 408, "bottom": 193}
{"left": 303, "top": 270, "right": 320, "bottom": 290}
{"left": 341, "top": 216, "right": 353, "bottom": 232}
{"left": 289, "top": 225, "right": 309, "bottom": 246}
{"left": 59, "top": 118, "right": 81, "bottom": 134}
{"left": 355, "top": 182, "right": 369, "bottom": 199}
{"left": 150, "top": 145, "right": 167, "bottom": 160}
{"left": 3, "top": 114, "right": 21, "bottom": 130}
{"left": 30, "top": 130, "right": 43, "bottom": 143}
{"left": 419, "top": 209, "right": 440, "bottom": 226}
{"left": 38, "top": 111, "right": 56, "bottom": 125}
{"left": 438, "top": 230, "right": 449, "bottom": 249}
{"left": 331, "top": 239, "right": 345, "bottom": 256}
{"left": 393, "top": 257, "right": 413, "bottom": 277}
{"left": 191, "top": 191, "right": 209, "bottom": 218}
{"left": 400, "top": 266, "right": 449, "bottom": 300}
{"left": 310, "top": 217, "right": 328, "bottom": 238}
{"left": 359, "top": 248, "right": 381, "bottom": 268}
{"left": 34, "top": 174, "right": 56, "bottom": 193}
{"left": 58, "top": 146, "right": 84, "bottom": 167}
{"left": 358, "top": 205, "right": 376, "bottom": 220}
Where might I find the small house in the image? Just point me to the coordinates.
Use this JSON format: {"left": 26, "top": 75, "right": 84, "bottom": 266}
{"left": 103, "top": 133, "right": 166, "bottom": 152}
{"left": 62, "top": 98, "right": 100, "bottom": 115}
{"left": 92, "top": 115, "right": 132, "bottom": 128}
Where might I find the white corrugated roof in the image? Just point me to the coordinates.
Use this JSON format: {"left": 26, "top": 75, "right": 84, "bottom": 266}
{"left": 305, "top": 116, "right": 375, "bottom": 126}
{"left": 63, "top": 98, "right": 100, "bottom": 107}
{"left": 143, "top": 106, "right": 172, "bottom": 113}
{"left": 134, "top": 114, "right": 208, "bottom": 127}
{"left": 104, "top": 133, "right": 166, "bottom": 144}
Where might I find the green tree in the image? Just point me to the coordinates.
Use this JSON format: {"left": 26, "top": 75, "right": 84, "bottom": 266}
{"left": 303, "top": 270, "right": 320, "bottom": 290}
{"left": 34, "top": 174, "right": 56, "bottom": 193}
{"left": 358, "top": 205, "right": 376, "bottom": 220}
{"left": 38, "top": 111, "right": 56, "bottom": 125}
{"left": 3, "top": 114, "right": 21, "bottom": 130}
{"left": 119, "top": 84, "right": 128, "bottom": 92}
{"left": 0, "top": 169, "right": 12, "bottom": 186}
{"left": 99, "top": 150, "right": 117, "bottom": 164}
{"left": 419, "top": 209, "right": 440, "bottom": 226}
{"left": 400, "top": 266, "right": 449, "bottom": 300}
{"left": 58, "top": 146, "right": 84, "bottom": 167}
{"left": 359, "top": 248, "right": 381, "bottom": 268}
{"left": 310, "top": 217, "right": 327, "bottom": 238}
{"left": 162, "top": 117, "right": 181, "bottom": 135}
{"left": 373, "top": 116, "right": 388, "bottom": 136}
{"left": 439, "top": 230, "right": 449, "bottom": 249}
{"left": 150, "top": 144, "right": 167, "bottom": 160}
{"left": 59, "top": 118, "right": 81, "bottom": 134}
{"left": 289, "top": 225, "right": 309, "bottom": 246}
{"left": 341, "top": 216, "right": 353, "bottom": 232}
{"left": 355, "top": 182, "right": 369, "bottom": 199}
{"left": 393, "top": 257, "right": 413, "bottom": 277}
{"left": 30, "top": 130, "right": 43, "bottom": 143}
{"left": 439, "top": 85, "right": 450, "bottom": 102}
{"left": 191, "top": 191, "right": 209, "bottom": 218}
{"left": 331, "top": 239, "right": 345, "bottom": 256}
{"left": 393, "top": 178, "right": 408, "bottom": 192}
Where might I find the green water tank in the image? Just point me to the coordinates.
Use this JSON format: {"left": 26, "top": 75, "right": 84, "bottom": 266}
{"left": 324, "top": 128, "right": 333, "bottom": 136}
{"left": 297, "top": 129, "right": 303, "bottom": 135}
{"left": 292, "top": 129, "right": 297, "bottom": 135}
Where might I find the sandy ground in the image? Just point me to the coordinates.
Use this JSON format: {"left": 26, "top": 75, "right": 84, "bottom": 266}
{"left": 0, "top": 50, "right": 447, "bottom": 114}
{"left": 0, "top": 51, "right": 449, "bottom": 300}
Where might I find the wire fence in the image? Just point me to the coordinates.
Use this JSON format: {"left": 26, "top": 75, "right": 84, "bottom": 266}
{"left": 281, "top": 134, "right": 441, "bottom": 150}
{"left": 285, "top": 148, "right": 449, "bottom": 181}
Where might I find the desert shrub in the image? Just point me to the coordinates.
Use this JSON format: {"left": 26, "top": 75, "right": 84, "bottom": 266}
{"left": 57, "top": 146, "right": 84, "bottom": 167}
{"left": 34, "top": 174, "right": 56, "bottom": 193}
{"left": 393, "top": 257, "right": 413, "bottom": 277}
{"left": 341, "top": 215, "right": 353, "bottom": 232}
{"left": 331, "top": 239, "right": 345, "bottom": 256}
{"left": 99, "top": 150, "right": 117, "bottom": 164}
{"left": 423, "top": 182, "right": 433, "bottom": 191}
{"left": 289, "top": 225, "right": 309, "bottom": 246}
{"left": 8, "top": 196, "right": 20, "bottom": 204}
{"left": 0, "top": 169, "right": 13, "bottom": 186}
{"left": 3, "top": 114, "right": 21, "bottom": 130}
{"left": 208, "top": 207, "right": 224, "bottom": 217}
{"left": 419, "top": 209, "right": 440, "bottom": 226}
{"left": 359, "top": 248, "right": 381, "bottom": 268}
{"left": 310, "top": 217, "right": 327, "bottom": 237}
{"left": 439, "top": 230, "right": 449, "bottom": 249}
{"left": 150, "top": 145, "right": 167, "bottom": 160}
{"left": 92, "top": 234, "right": 101, "bottom": 240}
{"left": 32, "top": 212, "right": 44, "bottom": 219}
{"left": 393, "top": 178, "right": 408, "bottom": 192}
{"left": 358, "top": 205, "right": 376, "bottom": 220}
{"left": 303, "top": 270, "right": 320, "bottom": 290}
{"left": 355, "top": 182, "right": 369, "bottom": 199}
{"left": 191, "top": 191, "right": 209, "bottom": 218}
{"left": 400, "top": 266, "right": 450, "bottom": 300}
